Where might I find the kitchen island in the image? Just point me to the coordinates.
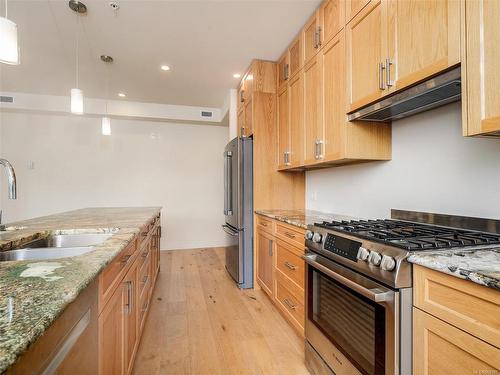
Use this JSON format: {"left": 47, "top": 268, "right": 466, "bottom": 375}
{"left": 0, "top": 207, "right": 161, "bottom": 374}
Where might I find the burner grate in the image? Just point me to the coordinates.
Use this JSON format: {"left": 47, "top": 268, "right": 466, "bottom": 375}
{"left": 314, "top": 219, "right": 500, "bottom": 250}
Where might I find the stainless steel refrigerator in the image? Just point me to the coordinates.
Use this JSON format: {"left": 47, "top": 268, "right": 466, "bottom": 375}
{"left": 222, "top": 136, "right": 253, "bottom": 289}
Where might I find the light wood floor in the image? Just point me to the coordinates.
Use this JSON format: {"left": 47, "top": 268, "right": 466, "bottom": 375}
{"left": 132, "top": 247, "right": 310, "bottom": 375}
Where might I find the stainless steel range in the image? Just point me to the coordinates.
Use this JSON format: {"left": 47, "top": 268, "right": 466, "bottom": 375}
{"left": 303, "top": 212, "right": 500, "bottom": 375}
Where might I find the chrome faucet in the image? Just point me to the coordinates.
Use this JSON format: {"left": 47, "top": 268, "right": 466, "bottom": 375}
{"left": 0, "top": 158, "right": 17, "bottom": 226}
{"left": 0, "top": 159, "right": 17, "bottom": 200}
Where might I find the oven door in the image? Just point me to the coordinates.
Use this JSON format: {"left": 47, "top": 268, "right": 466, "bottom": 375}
{"left": 304, "top": 253, "right": 398, "bottom": 375}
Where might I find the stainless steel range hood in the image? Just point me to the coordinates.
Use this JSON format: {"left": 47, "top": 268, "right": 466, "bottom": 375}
{"left": 348, "top": 66, "right": 461, "bottom": 122}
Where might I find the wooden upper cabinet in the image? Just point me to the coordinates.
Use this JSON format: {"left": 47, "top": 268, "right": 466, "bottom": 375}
{"left": 322, "top": 33, "right": 345, "bottom": 161}
{"left": 237, "top": 107, "right": 245, "bottom": 137}
{"left": 288, "top": 34, "right": 303, "bottom": 79}
{"left": 387, "top": 0, "right": 460, "bottom": 93}
{"left": 346, "top": 0, "right": 371, "bottom": 22}
{"left": 303, "top": 10, "right": 322, "bottom": 65}
{"left": 303, "top": 55, "right": 323, "bottom": 165}
{"left": 346, "top": 0, "right": 388, "bottom": 112}
{"left": 464, "top": 0, "right": 500, "bottom": 137}
{"left": 277, "top": 86, "right": 290, "bottom": 169}
{"left": 244, "top": 99, "right": 253, "bottom": 137}
{"left": 288, "top": 72, "right": 305, "bottom": 168}
{"left": 237, "top": 81, "right": 246, "bottom": 112}
{"left": 321, "top": 0, "right": 345, "bottom": 45}
{"left": 277, "top": 51, "right": 290, "bottom": 91}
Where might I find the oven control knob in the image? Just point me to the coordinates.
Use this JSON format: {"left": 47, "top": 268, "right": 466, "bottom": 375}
{"left": 368, "top": 251, "right": 382, "bottom": 266}
{"left": 312, "top": 232, "right": 323, "bottom": 243}
{"left": 357, "top": 247, "right": 370, "bottom": 261}
{"left": 305, "top": 230, "right": 314, "bottom": 240}
{"left": 380, "top": 255, "right": 396, "bottom": 271}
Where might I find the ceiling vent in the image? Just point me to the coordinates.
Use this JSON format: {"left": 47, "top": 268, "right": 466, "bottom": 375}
{"left": 0, "top": 96, "right": 14, "bottom": 103}
{"left": 201, "top": 111, "right": 213, "bottom": 118}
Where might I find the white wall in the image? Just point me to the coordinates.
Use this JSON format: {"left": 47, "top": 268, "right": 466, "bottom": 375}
{"left": 0, "top": 111, "right": 230, "bottom": 250}
{"left": 307, "top": 102, "right": 500, "bottom": 220}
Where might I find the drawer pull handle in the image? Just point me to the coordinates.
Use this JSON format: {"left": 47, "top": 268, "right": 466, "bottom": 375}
{"left": 142, "top": 301, "right": 149, "bottom": 312}
{"left": 283, "top": 298, "right": 297, "bottom": 310}
{"left": 261, "top": 222, "right": 268, "bottom": 227}
{"left": 120, "top": 255, "right": 132, "bottom": 265}
{"left": 284, "top": 232, "right": 296, "bottom": 239}
{"left": 284, "top": 261, "right": 297, "bottom": 270}
{"left": 142, "top": 250, "right": 148, "bottom": 258}
{"left": 142, "top": 275, "right": 148, "bottom": 285}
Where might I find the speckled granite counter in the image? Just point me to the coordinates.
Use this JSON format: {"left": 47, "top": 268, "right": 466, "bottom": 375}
{"left": 0, "top": 207, "right": 161, "bottom": 373}
{"left": 255, "top": 209, "right": 358, "bottom": 230}
{"left": 408, "top": 247, "right": 500, "bottom": 291}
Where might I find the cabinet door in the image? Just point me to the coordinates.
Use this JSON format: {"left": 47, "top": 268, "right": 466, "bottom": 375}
{"left": 303, "top": 10, "right": 321, "bottom": 64}
{"left": 256, "top": 229, "right": 274, "bottom": 297}
{"left": 346, "top": 0, "right": 388, "bottom": 112}
{"left": 387, "top": 0, "right": 460, "bottom": 93}
{"left": 123, "top": 264, "right": 137, "bottom": 375}
{"left": 277, "top": 50, "right": 289, "bottom": 91}
{"left": 99, "top": 283, "right": 126, "bottom": 375}
{"left": 288, "top": 71, "right": 304, "bottom": 168}
{"left": 464, "top": 0, "right": 500, "bottom": 136}
{"left": 346, "top": 0, "right": 371, "bottom": 22}
{"left": 322, "top": 32, "right": 346, "bottom": 161}
{"left": 237, "top": 81, "right": 245, "bottom": 112}
{"left": 237, "top": 107, "right": 245, "bottom": 137}
{"left": 277, "top": 85, "right": 290, "bottom": 169}
{"left": 304, "top": 54, "right": 323, "bottom": 165}
{"left": 413, "top": 308, "right": 500, "bottom": 374}
{"left": 244, "top": 99, "right": 253, "bottom": 136}
{"left": 289, "top": 35, "right": 303, "bottom": 78}
{"left": 321, "top": 0, "right": 345, "bottom": 45}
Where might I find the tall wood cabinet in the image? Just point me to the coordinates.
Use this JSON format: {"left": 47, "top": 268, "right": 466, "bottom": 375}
{"left": 463, "top": 0, "right": 500, "bottom": 137}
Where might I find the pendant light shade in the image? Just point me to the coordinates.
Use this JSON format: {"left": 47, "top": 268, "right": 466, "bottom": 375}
{"left": 70, "top": 88, "right": 83, "bottom": 114}
{"left": 0, "top": 8, "right": 20, "bottom": 65}
{"left": 101, "top": 116, "right": 111, "bottom": 135}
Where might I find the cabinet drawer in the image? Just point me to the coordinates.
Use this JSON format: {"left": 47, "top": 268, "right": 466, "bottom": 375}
{"left": 256, "top": 215, "right": 274, "bottom": 233}
{"left": 275, "top": 222, "right": 306, "bottom": 249}
{"left": 99, "top": 239, "right": 137, "bottom": 309}
{"left": 276, "top": 271, "right": 305, "bottom": 332}
{"left": 136, "top": 239, "right": 150, "bottom": 270}
{"left": 276, "top": 240, "right": 305, "bottom": 289}
{"left": 414, "top": 265, "right": 500, "bottom": 348}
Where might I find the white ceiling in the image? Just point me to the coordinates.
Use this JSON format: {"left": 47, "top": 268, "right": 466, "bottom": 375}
{"left": 0, "top": 0, "right": 320, "bottom": 108}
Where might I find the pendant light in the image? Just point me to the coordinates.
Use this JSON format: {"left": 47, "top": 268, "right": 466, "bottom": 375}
{"left": 0, "top": 0, "right": 20, "bottom": 65}
{"left": 69, "top": 1, "right": 86, "bottom": 114}
{"left": 100, "top": 55, "right": 113, "bottom": 136}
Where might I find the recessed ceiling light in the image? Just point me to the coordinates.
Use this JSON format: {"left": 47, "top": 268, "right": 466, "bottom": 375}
{"left": 161, "top": 65, "right": 170, "bottom": 71}
{"left": 118, "top": 92, "right": 126, "bottom": 97}
{"left": 233, "top": 73, "right": 241, "bottom": 78}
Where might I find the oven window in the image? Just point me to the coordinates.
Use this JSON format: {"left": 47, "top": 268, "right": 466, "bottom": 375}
{"left": 309, "top": 267, "right": 386, "bottom": 375}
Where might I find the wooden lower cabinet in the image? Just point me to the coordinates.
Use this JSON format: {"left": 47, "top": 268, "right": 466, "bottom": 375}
{"left": 413, "top": 265, "right": 500, "bottom": 375}
{"left": 255, "top": 215, "right": 306, "bottom": 336}
{"left": 413, "top": 308, "right": 500, "bottom": 374}
{"left": 99, "top": 215, "right": 161, "bottom": 375}
{"left": 256, "top": 227, "right": 274, "bottom": 297}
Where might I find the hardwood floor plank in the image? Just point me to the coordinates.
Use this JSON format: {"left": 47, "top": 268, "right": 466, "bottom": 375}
{"left": 132, "top": 248, "right": 310, "bottom": 375}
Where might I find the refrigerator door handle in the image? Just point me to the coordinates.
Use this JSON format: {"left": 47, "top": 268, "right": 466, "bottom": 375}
{"left": 221, "top": 224, "right": 239, "bottom": 236}
{"left": 224, "top": 151, "right": 233, "bottom": 215}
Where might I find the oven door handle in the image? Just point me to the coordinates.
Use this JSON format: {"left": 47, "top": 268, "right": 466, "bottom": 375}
{"left": 303, "top": 253, "right": 394, "bottom": 303}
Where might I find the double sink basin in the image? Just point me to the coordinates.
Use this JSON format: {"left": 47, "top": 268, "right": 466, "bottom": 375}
{"left": 0, "top": 233, "right": 113, "bottom": 262}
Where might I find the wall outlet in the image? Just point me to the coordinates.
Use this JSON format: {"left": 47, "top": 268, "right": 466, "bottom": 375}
{"left": 27, "top": 161, "right": 35, "bottom": 170}
{"left": 311, "top": 190, "right": 318, "bottom": 201}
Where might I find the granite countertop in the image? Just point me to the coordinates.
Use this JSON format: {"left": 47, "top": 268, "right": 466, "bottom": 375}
{"left": 255, "top": 209, "right": 358, "bottom": 230}
{"left": 408, "top": 247, "right": 500, "bottom": 291}
{"left": 0, "top": 207, "right": 161, "bottom": 373}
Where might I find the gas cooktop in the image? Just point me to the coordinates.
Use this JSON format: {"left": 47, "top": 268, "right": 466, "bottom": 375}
{"left": 314, "top": 219, "right": 500, "bottom": 250}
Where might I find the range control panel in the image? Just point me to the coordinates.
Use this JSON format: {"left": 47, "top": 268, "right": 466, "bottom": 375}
{"left": 323, "top": 233, "right": 362, "bottom": 262}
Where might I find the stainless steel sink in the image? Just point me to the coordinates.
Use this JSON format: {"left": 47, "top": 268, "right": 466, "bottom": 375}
{"left": 21, "top": 233, "right": 113, "bottom": 249}
{"left": 0, "top": 246, "right": 94, "bottom": 261}
{"left": 0, "top": 233, "right": 113, "bottom": 262}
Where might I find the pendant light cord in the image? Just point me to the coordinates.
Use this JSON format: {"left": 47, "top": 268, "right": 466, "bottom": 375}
{"left": 5, "top": 0, "right": 8, "bottom": 18}
{"left": 105, "top": 63, "right": 109, "bottom": 115}
{"left": 75, "top": 12, "right": 79, "bottom": 89}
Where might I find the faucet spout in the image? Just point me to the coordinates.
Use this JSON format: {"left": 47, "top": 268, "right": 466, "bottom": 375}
{"left": 0, "top": 159, "right": 17, "bottom": 199}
